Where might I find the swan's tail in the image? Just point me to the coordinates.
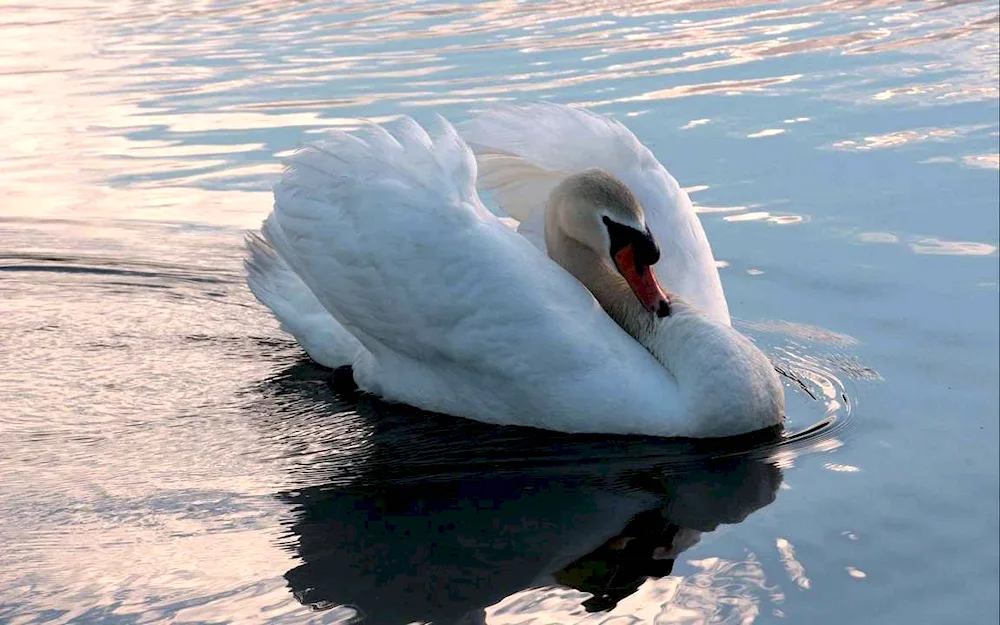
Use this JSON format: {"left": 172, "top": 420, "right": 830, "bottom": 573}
{"left": 245, "top": 225, "right": 362, "bottom": 369}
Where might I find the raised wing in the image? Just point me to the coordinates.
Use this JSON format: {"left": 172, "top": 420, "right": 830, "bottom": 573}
{"left": 460, "top": 103, "right": 731, "bottom": 325}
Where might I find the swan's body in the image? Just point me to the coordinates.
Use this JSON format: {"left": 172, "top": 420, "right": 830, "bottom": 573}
{"left": 246, "top": 106, "right": 783, "bottom": 437}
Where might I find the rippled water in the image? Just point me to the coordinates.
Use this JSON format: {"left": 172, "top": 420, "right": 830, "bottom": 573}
{"left": 1, "top": 1, "right": 997, "bottom": 623}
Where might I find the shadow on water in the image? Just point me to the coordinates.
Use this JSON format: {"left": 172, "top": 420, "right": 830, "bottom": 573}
{"left": 249, "top": 361, "right": 815, "bottom": 624}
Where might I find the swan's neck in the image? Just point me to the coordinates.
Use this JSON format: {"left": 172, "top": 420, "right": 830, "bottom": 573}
{"left": 544, "top": 204, "right": 664, "bottom": 362}
{"left": 547, "top": 233, "right": 659, "bottom": 342}
{"left": 545, "top": 237, "right": 684, "bottom": 380}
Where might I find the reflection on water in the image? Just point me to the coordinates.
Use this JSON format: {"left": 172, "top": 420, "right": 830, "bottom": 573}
{"left": 260, "top": 363, "right": 784, "bottom": 623}
{"left": 1, "top": 0, "right": 997, "bottom": 623}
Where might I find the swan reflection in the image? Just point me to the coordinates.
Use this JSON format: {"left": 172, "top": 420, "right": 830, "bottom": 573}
{"left": 256, "top": 362, "right": 784, "bottom": 624}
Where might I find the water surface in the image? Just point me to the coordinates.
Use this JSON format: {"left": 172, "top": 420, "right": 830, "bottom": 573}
{"left": 1, "top": 1, "right": 998, "bottom": 623}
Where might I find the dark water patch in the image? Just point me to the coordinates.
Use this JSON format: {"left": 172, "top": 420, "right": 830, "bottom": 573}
{"left": 0, "top": 251, "right": 237, "bottom": 284}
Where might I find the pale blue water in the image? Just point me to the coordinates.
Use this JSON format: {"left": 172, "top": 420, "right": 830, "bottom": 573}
{"left": 1, "top": 1, "right": 997, "bottom": 624}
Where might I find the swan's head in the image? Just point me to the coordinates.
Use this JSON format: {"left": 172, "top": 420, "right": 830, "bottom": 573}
{"left": 546, "top": 169, "right": 672, "bottom": 317}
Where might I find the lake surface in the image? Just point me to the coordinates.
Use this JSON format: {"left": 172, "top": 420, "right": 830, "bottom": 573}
{"left": 1, "top": 1, "right": 997, "bottom": 623}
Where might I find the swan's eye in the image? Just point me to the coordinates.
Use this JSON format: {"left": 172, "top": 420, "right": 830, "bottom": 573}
{"left": 602, "top": 216, "right": 660, "bottom": 266}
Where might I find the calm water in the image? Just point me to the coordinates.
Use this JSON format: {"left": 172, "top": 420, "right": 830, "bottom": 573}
{"left": 1, "top": 1, "right": 998, "bottom": 623}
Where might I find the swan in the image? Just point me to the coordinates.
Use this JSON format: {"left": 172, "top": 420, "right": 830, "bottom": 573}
{"left": 246, "top": 109, "right": 783, "bottom": 438}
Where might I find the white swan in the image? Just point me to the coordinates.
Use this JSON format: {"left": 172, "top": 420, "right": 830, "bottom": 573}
{"left": 246, "top": 108, "right": 783, "bottom": 438}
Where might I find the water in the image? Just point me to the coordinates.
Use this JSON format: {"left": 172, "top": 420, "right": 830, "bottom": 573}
{"left": 1, "top": 1, "right": 997, "bottom": 623}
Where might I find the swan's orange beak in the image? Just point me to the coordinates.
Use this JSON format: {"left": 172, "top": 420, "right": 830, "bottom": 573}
{"left": 614, "top": 245, "right": 671, "bottom": 317}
